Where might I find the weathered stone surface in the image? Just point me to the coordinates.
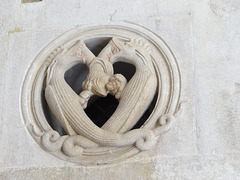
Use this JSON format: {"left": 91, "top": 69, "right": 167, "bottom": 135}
{"left": 197, "top": 62, "right": 240, "bottom": 155}
{"left": 193, "top": 0, "right": 240, "bottom": 64}
{"left": 1, "top": 155, "right": 240, "bottom": 179}
{"left": 1, "top": 29, "right": 71, "bottom": 168}
{"left": 0, "top": 35, "right": 8, "bottom": 168}
{"left": 0, "top": 0, "right": 20, "bottom": 34}
{"left": 152, "top": 154, "right": 240, "bottom": 179}
{"left": 18, "top": 0, "right": 158, "bottom": 31}
{"left": 1, "top": 0, "right": 240, "bottom": 179}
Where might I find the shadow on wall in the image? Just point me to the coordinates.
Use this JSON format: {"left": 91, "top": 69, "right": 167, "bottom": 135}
{"left": 22, "top": 0, "right": 42, "bottom": 3}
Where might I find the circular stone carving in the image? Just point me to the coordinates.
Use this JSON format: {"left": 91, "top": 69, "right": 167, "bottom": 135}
{"left": 21, "top": 22, "right": 181, "bottom": 165}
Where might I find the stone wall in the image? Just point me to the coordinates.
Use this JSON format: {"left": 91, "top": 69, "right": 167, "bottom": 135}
{"left": 0, "top": 0, "right": 240, "bottom": 179}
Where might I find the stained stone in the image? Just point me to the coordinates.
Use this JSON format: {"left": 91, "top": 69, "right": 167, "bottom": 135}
{"left": 1, "top": 0, "right": 240, "bottom": 179}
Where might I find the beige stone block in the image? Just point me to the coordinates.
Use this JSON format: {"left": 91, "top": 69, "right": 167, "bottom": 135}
{"left": 157, "top": 0, "right": 191, "bottom": 14}
{"left": 19, "top": 0, "right": 158, "bottom": 31}
{"left": 152, "top": 154, "right": 240, "bottom": 179}
{"left": 0, "top": 0, "right": 21, "bottom": 34}
{"left": 0, "top": 35, "right": 8, "bottom": 168}
{"left": 193, "top": 0, "right": 240, "bottom": 63}
{"left": 1, "top": 29, "right": 73, "bottom": 168}
{"left": 1, "top": 154, "right": 240, "bottom": 179}
{"left": 0, "top": 160, "right": 153, "bottom": 180}
{"left": 196, "top": 62, "right": 240, "bottom": 155}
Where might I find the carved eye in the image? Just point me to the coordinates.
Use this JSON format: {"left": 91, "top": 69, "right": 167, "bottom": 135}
{"left": 124, "top": 43, "right": 133, "bottom": 49}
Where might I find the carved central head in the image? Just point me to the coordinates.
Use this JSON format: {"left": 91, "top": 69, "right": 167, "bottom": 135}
{"left": 79, "top": 55, "right": 127, "bottom": 108}
{"left": 82, "top": 72, "right": 127, "bottom": 99}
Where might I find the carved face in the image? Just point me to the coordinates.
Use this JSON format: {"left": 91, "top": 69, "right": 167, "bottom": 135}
{"left": 88, "top": 73, "right": 127, "bottom": 99}
{"left": 106, "top": 74, "right": 127, "bottom": 99}
{"left": 91, "top": 74, "right": 111, "bottom": 97}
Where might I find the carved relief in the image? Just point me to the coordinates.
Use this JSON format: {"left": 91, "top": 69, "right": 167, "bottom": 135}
{"left": 21, "top": 22, "right": 181, "bottom": 165}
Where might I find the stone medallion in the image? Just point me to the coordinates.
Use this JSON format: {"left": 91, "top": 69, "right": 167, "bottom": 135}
{"left": 21, "top": 22, "right": 181, "bottom": 165}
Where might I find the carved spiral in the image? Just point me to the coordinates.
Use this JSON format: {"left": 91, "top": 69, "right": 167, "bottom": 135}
{"left": 40, "top": 130, "right": 67, "bottom": 152}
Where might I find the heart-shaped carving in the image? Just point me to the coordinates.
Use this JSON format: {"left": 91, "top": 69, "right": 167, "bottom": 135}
{"left": 45, "top": 37, "right": 160, "bottom": 151}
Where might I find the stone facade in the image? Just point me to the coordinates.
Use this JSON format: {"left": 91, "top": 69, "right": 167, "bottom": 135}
{"left": 0, "top": 0, "right": 240, "bottom": 179}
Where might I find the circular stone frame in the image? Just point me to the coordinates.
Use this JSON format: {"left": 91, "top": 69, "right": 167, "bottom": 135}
{"left": 21, "top": 22, "right": 181, "bottom": 165}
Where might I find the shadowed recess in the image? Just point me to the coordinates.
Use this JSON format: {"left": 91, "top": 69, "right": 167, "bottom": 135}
{"left": 113, "top": 62, "right": 136, "bottom": 82}
{"left": 84, "top": 94, "right": 119, "bottom": 127}
{"left": 84, "top": 37, "right": 112, "bottom": 56}
{"left": 131, "top": 92, "right": 158, "bottom": 129}
{"left": 64, "top": 63, "right": 89, "bottom": 94}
